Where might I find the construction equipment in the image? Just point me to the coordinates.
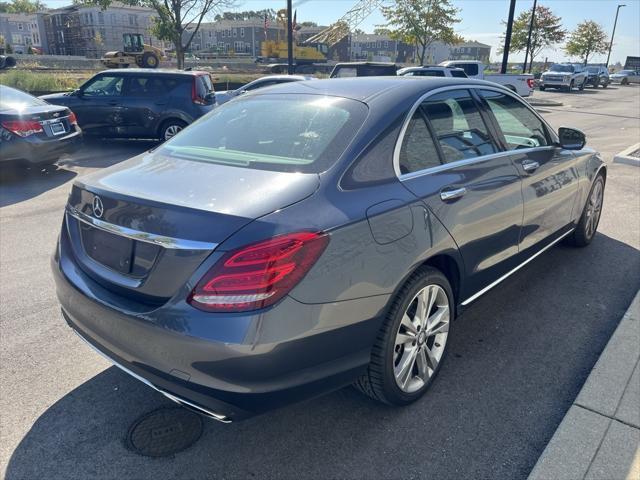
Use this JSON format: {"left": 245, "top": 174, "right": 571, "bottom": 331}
{"left": 101, "top": 33, "right": 162, "bottom": 69}
{"left": 304, "top": 0, "right": 385, "bottom": 47}
{"left": 260, "top": 8, "right": 328, "bottom": 65}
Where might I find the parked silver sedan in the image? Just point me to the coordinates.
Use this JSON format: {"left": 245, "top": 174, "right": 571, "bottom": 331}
{"left": 215, "top": 75, "right": 314, "bottom": 105}
{"left": 610, "top": 70, "right": 640, "bottom": 85}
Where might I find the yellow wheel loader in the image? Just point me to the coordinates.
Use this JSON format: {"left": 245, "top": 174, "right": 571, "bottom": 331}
{"left": 101, "top": 33, "right": 162, "bottom": 69}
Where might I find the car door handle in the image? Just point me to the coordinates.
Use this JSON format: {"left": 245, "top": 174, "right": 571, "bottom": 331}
{"left": 522, "top": 160, "right": 540, "bottom": 173}
{"left": 108, "top": 101, "right": 120, "bottom": 106}
{"left": 154, "top": 101, "right": 168, "bottom": 105}
{"left": 440, "top": 187, "right": 467, "bottom": 201}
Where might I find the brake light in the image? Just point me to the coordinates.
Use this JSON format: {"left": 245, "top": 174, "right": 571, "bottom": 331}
{"left": 192, "top": 76, "right": 206, "bottom": 105}
{"left": 188, "top": 232, "right": 329, "bottom": 312}
{"left": 68, "top": 111, "right": 78, "bottom": 124}
{"left": 1, "top": 119, "right": 43, "bottom": 137}
{"left": 527, "top": 78, "right": 535, "bottom": 89}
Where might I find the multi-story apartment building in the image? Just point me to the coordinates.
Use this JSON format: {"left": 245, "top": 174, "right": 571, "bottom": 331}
{"left": 43, "top": 2, "right": 165, "bottom": 57}
{"left": 449, "top": 40, "right": 491, "bottom": 63}
{"left": 350, "top": 34, "right": 452, "bottom": 64}
{"left": 186, "top": 18, "right": 285, "bottom": 57}
{"left": 0, "top": 12, "right": 47, "bottom": 54}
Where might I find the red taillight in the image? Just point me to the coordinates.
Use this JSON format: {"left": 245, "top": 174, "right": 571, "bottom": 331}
{"left": 527, "top": 78, "right": 535, "bottom": 89}
{"left": 188, "top": 232, "right": 329, "bottom": 312}
{"left": 1, "top": 119, "right": 43, "bottom": 137}
{"left": 68, "top": 111, "right": 78, "bottom": 124}
{"left": 192, "top": 77, "right": 206, "bottom": 105}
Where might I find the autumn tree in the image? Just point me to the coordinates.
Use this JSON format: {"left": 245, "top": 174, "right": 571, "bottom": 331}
{"left": 501, "top": 4, "right": 566, "bottom": 72}
{"left": 77, "top": 0, "right": 234, "bottom": 69}
{"left": 380, "top": 0, "right": 462, "bottom": 65}
{"left": 565, "top": 20, "right": 609, "bottom": 65}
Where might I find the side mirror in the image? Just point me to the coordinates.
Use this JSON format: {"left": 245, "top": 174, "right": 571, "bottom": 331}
{"left": 205, "top": 92, "right": 216, "bottom": 104}
{"left": 558, "top": 127, "right": 586, "bottom": 150}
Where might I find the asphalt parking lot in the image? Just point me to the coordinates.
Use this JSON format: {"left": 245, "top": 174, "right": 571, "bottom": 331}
{"left": 1, "top": 84, "right": 639, "bottom": 480}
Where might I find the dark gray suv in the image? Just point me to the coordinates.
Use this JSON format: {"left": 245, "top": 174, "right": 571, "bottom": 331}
{"left": 53, "top": 77, "right": 606, "bottom": 422}
{"left": 41, "top": 69, "right": 215, "bottom": 141}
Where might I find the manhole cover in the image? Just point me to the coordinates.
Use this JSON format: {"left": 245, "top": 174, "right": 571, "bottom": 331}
{"left": 127, "top": 406, "right": 203, "bottom": 457}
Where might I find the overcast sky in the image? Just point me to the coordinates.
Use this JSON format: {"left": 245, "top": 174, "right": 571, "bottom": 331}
{"left": 43, "top": 0, "right": 640, "bottom": 64}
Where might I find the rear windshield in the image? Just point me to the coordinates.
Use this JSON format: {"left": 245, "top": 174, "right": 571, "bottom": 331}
{"left": 158, "top": 94, "right": 368, "bottom": 173}
{"left": 0, "top": 85, "right": 47, "bottom": 111}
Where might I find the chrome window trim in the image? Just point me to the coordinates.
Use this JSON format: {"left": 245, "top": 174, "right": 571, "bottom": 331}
{"left": 66, "top": 206, "right": 217, "bottom": 251}
{"left": 461, "top": 228, "right": 574, "bottom": 306}
{"left": 393, "top": 84, "right": 558, "bottom": 180}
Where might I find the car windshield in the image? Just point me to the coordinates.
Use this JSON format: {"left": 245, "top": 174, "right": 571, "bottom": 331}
{"left": 549, "top": 65, "right": 574, "bottom": 73}
{"left": 586, "top": 67, "right": 600, "bottom": 73}
{"left": 158, "top": 94, "right": 368, "bottom": 173}
{"left": 0, "top": 85, "right": 48, "bottom": 112}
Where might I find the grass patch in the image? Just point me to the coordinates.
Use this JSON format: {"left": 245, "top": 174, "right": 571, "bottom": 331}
{"left": 0, "top": 70, "right": 91, "bottom": 93}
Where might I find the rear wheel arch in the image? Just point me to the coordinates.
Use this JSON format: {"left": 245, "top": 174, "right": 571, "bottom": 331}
{"left": 421, "top": 254, "right": 461, "bottom": 310}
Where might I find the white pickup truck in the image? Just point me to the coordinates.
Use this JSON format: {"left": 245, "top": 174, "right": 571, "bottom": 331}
{"left": 439, "top": 60, "right": 535, "bottom": 97}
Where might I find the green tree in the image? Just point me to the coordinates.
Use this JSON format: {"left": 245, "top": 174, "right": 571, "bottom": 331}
{"left": 0, "top": 0, "right": 46, "bottom": 13}
{"left": 501, "top": 5, "right": 566, "bottom": 72}
{"left": 565, "top": 20, "right": 608, "bottom": 65}
{"left": 77, "top": 0, "right": 234, "bottom": 69}
{"left": 380, "top": 0, "right": 462, "bottom": 66}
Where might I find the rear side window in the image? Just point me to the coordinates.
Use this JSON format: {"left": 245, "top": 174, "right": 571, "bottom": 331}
{"left": 158, "top": 95, "right": 368, "bottom": 173}
{"left": 417, "top": 70, "right": 445, "bottom": 77}
{"left": 398, "top": 111, "right": 441, "bottom": 174}
{"left": 450, "top": 70, "right": 467, "bottom": 78}
{"left": 478, "top": 89, "right": 549, "bottom": 150}
{"left": 421, "top": 89, "right": 497, "bottom": 163}
{"left": 195, "top": 74, "right": 213, "bottom": 98}
{"left": 126, "top": 76, "right": 180, "bottom": 96}
{"left": 333, "top": 67, "right": 357, "bottom": 78}
{"left": 457, "top": 64, "right": 479, "bottom": 76}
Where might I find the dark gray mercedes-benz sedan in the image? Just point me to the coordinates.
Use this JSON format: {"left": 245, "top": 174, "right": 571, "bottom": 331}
{"left": 53, "top": 77, "right": 606, "bottom": 422}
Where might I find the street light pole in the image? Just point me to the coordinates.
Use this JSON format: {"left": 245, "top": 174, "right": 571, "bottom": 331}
{"left": 287, "top": 0, "right": 294, "bottom": 74}
{"left": 522, "top": 0, "right": 537, "bottom": 73}
{"left": 606, "top": 4, "right": 625, "bottom": 67}
{"left": 501, "top": 0, "right": 517, "bottom": 74}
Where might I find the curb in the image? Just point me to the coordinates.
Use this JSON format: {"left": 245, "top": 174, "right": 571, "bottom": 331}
{"left": 527, "top": 99, "right": 564, "bottom": 107}
{"left": 614, "top": 143, "right": 640, "bottom": 167}
{"left": 528, "top": 291, "right": 640, "bottom": 480}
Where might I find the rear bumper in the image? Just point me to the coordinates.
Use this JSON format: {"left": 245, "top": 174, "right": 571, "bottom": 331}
{"left": 52, "top": 232, "right": 387, "bottom": 421}
{"left": 0, "top": 130, "right": 82, "bottom": 164}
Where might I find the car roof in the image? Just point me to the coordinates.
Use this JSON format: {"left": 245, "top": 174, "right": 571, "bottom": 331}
{"left": 251, "top": 74, "right": 314, "bottom": 82}
{"left": 100, "top": 68, "right": 208, "bottom": 76}
{"left": 398, "top": 66, "right": 464, "bottom": 71}
{"left": 252, "top": 76, "right": 504, "bottom": 104}
{"left": 333, "top": 62, "right": 397, "bottom": 67}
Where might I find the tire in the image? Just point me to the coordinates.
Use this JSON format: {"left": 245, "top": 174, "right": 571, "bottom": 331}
{"left": 592, "top": 79, "right": 599, "bottom": 88}
{"left": 579, "top": 79, "right": 585, "bottom": 91}
{"left": 159, "top": 119, "right": 187, "bottom": 141}
{"left": 354, "top": 266, "right": 454, "bottom": 406}
{"left": 539, "top": 86, "right": 546, "bottom": 91}
{"left": 602, "top": 82, "right": 608, "bottom": 89}
{"left": 566, "top": 174, "right": 605, "bottom": 247}
{"left": 142, "top": 52, "right": 159, "bottom": 69}
{"left": 622, "top": 78, "right": 629, "bottom": 85}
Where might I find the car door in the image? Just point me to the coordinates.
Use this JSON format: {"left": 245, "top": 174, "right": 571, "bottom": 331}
{"left": 73, "top": 73, "right": 125, "bottom": 135}
{"left": 631, "top": 72, "right": 640, "bottom": 84}
{"left": 398, "top": 88, "right": 524, "bottom": 298}
{"left": 120, "top": 74, "right": 174, "bottom": 137}
{"left": 476, "top": 88, "right": 580, "bottom": 252}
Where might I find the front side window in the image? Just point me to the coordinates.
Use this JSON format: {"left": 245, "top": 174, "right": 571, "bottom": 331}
{"left": 421, "top": 89, "right": 497, "bottom": 163}
{"left": 450, "top": 70, "right": 467, "bottom": 78}
{"left": 158, "top": 95, "right": 368, "bottom": 173}
{"left": 398, "top": 111, "right": 441, "bottom": 174}
{"left": 458, "top": 63, "right": 479, "bottom": 76}
{"left": 478, "top": 89, "right": 548, "bottom": 150}
{"left": 82, "top": 75, "right": 124, "bottom": 96}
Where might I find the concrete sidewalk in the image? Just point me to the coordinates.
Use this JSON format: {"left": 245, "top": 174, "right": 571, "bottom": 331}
{"left": 529, "top": 291, "right": 640, "bottom": 480}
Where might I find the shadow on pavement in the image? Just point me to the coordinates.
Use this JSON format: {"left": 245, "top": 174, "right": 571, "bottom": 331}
{"left": 6, "top": 233, "right": 640, "bottom": 480}
{"left": 0, "top": 163, "right": 77, "bottom": 208}
{"left": 0, "top": 139, "right": 156, "bottom": 208}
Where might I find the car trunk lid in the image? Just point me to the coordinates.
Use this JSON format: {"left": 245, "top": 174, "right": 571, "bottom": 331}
{"left": 65, "top": 152, "right": 320, "bottom": 301}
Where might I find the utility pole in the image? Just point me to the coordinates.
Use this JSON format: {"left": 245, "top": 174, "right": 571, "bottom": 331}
{"left": 606, "top": 4, "right": 625, "bottom": 67}
{"left": 501, "top": 0, "right": 517, "bottom": 74}
{"left": 287, "top": 0, "right": 294, "bottom": 74}
{"left": 522, "top": 0, "right": 537, "bottom": 73}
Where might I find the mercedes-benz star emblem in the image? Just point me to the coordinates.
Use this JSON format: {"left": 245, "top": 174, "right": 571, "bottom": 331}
{"left": 92, "top": 196, "right": 104, "bottom": 218}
